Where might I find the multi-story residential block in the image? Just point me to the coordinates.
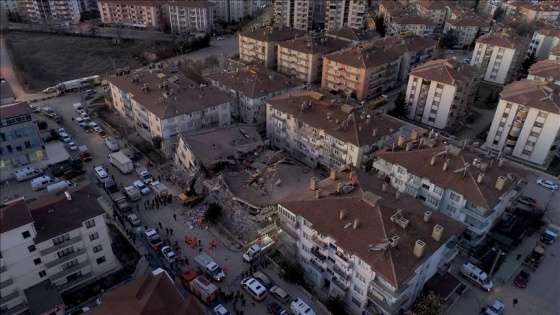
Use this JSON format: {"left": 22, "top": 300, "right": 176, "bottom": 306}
{"left": 371, "top": 32, "right": 437, "bottom": 82}
{"left": 108, "top": 68, "right": 234, "bottom": 158}
{"left": 485, "top": 79, "right": 560, "bottom": 166}
{"left": 391, "top": 16, "right": 437, "bottom": 38}
{"left": 211, "top": 0, "right": 268, "bottom": 23}
{"left": 480, "top": 0, "right": 503, "bottom": 16}
{"left": 169, "top": 0, "right": 214, "bottom": 37}
{"left": 98, "top": 0, "right": 168, "bottom": 30}
{"left": 273, "top": 0, "right": 314, "bottom": 31}
{"left": 528, "top": 29, "right": 560, "bottom": 60}
{"left": 0, "top": 184, "right": 119, "bottom": 315}
{"left": 325, "top": 27, "right": 379, "bottom": 44}
{"left": 550, "top": 46, "right": 560, "bottom": 60}
{"left": 324, "top": 0, "right": 366, "bottom": 30}
{"left": 322, "top": 45, "right": 401, "bottom": 101}
{"left": 373, "top": 135, "right": 529, "bottom": 245}
{"left": 527, "top": 59, "right": 560, "bottom": 85}
{"left": 20, "top": 0, "right": 82, "bottom": 25}
{"left": 415, "top": 0, "right": 452, "bottom": 27}
{"left": 502, "top": 1, "right": 560, "bottom": 23}
{"left": 471, "top": 32, "right": 530, "bottom": 85}
{"left": 407, "top": 59, "right": 480, "bottom": 130}
{"left": 276, "top": 166, "right": 466, "bottom": 315}
{"left": 238, "top": 26, "right": 306, "bottom": 70}
{"left": 277, "top": 35, "right": 349, "bottom": 84}
{"left": 206, "top": 66, "right": 304, "bottom": 131}
{"left": 377, "top": 0, "right": 408, "bottom": 35}
{"left": 266, "top": 90, "right": 406, "bottom": 171}
{"left": 0, "top": 102, "right": 46, "bottom": 176}
{"left": 0, "top": 0, "right": 23, "bottom": 16}
{"left": 443, "top": 17, "right": 492, "bottom": 48}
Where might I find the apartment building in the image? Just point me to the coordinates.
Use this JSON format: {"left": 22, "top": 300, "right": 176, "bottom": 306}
{"left": 206, "top": 66, "right": 304, "bottom": 131}
{"left": 266, "top": 90, "right": 405, "bottom": 171}
{"left": 0, "top": 102, "right": 46, "bottom": 176}
{"left": 377, "top": 0, "right": 408, "bottom": 35}
{"left": 371, "top": 32, "right": 437, "bottom": 82}
{"left": 238, "top": 26, "right": 306, "bottom": 70}
{"left": 373, "top": 136, "right": 529, "bottom": 245}
{"left": 322, "top": 45, "right": 401, "bottom": 101}
{"left": 277, "top": 35, "right": 349, "bottom": 84}
{"left": 98, "top": 0, "right": 168, "bottom": 30}
{"left": 276, "top": 167, "right": 465, "bottom": 315}
{"left": 443, "top": 17, "right": 492, "bottom": 48}
{"left": 471, "top": 32, "right": 530, "bottom": 85}
{"left": 0, "top": 0, "right": 23, "bottom": 16}
{"left": 211, "top": 0, "right": 267, "bottom": 23}
{"left": 325, "top": 27, "right": 379, "bottom": 44}
{"left": 502, "top": 1, "right": 560, "bottom": 23}
{"left": 479, "top": 0, "right": 503, "bottom": 16}
{"left": 108, "top": 68, "right": 234, "bottom": 158}
{"left": 324, "top": 0, "right": 366, "bottom": 30}
{"left": 415, "top": 0, "right": 452, "bottom": 27}
{"left": 528, "top": 29, "right": 560, "bottom": 60}
{"left": 485, "top": 80, "right": 560, "bottom": 166}
{"left": 20, "top": 0, "right": 82, "bottom": 25}
{"left": 273, "top": 0, "right": 314, "bottom": 31}
{"left": 527, "top": 59, "right": 560, "bottom": 85}
{"left": 391, "top": 16, "right": 437, "bottom": 38}
{"left": 0, "top": 184, "right": 119, "bottom": 315}
{"left": 169, "top": 0, "right": 214, "bottom": 37}
{"left": 406, "top": 59, "right": 480, "bottom": 130}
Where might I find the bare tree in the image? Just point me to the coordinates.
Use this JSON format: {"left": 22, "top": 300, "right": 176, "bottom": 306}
{"left": 205, "top": 55, "right": 220, "bottom": 71}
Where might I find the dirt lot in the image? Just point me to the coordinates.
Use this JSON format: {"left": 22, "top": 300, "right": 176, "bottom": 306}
{"left": 5, "top": 32, "right": 155, "bottom": 92}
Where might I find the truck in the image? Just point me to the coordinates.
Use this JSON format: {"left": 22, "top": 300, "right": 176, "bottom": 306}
{"left": 194, "top": 252, "right": 225, "bottom": 282}
{"left": 104, "top": 137, "right": 119, "bottom": 152}
{"left": 136, "top": 166, "right": 154, "bottom": 184}
{"left": 181, "top": 269, "right": 219, "bottom": 305}
{"left": 144, "top": 228, "right": 164, "bottom": 251}
{"left": 109, "top": 151, "right": 134, "bottom": 174}
{"left": 369, "top": 94, "right": 388, "bottom": 109}
{"left": 104, "top": 180, "right": 132, "bottom": 214}
{"left": 459, "top": 262, "right": 493, "bottom": 291}
{"left": 56, "top": 75, "right": 101, "bottom": 95}
{"left": 149, "top": 181, "right": 168, "bottom": 198}
{"left": 78, "top": 145, "right": 92, "bottom": 162}
{"left": 123, "top": 185, "right": 142, "bottom": 202}
{"left": 48, "top": 157, "right": 84, "bottom": 177}
{"left": 523, "top": 242, "right": 545, "bottom": 269}
{"left": 541, "top": 224, "right": 560, "bottom": 245}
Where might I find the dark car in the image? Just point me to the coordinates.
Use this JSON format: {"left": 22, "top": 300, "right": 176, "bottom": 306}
{"left": 267, "top": 302, "right": 287, "bottom": 315}
{"left": 63, "top": 169, "right": 86, "bottom": 180}
{"left": 514, "top": 270, "right": 530, "bottom": 288}
{"left": 98, "top": 130, "right": 108, "bottom": 138}
{"left": 516, "top": 196, "right": 537, "bottom": 207}
{"left": 83, "top": 125, "right": 94, "bottom": 133}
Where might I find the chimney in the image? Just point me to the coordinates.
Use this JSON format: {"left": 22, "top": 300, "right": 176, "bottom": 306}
{"left": 340, "top": 209, "right": 346, "bottom": 220}
{"left": 405, "top": 142, "right": 414, "bottom": 151}
{"left": 349, "top": 171, "right": 356, "bottom": 180}
{"left": 419, "top": 138, "right": 424, "bottom": 148}
{"left": 309, "top": 177, "right": 319, "bottom": 190}
{"left": 498, "top": 158, "right": 504, "bottom": 167}
{"left": 495, "top": 176, "right": 507, "bottom": 191}
{"left": 316, "top": 189, "right": 322, "bottom": 199}
{"left": 411, "top": 129, "right": 419, "bottom": 140}
{"left": 372, "top": 128, "right": 378, "bottom": 137}
{"left": 477, "top": 173, "right": 484, "bottom": 184}
{"left": 424, "top": 211, "right": 432, "bottom": 222}
{"left": 432, "top": 225, "right": 444, "bottom": 241}
{"left": 353, "top": 218, "right": 360, "bottom": 229}
{"left": 330, "top": 168, "right": 338, "bottom": 180}
{"left": 395, "top": 191, "right": 400, "bottom": 199}
{"left": 429, "top": 130, "right": 434, "bottom": 139}
{"left": 430, "top": 156, "right": 437, "bottom": 166}
{"left": 413, "top": 240, "right": 426, "bottom": 257}
{"left": 397, "top": 135, "right": 406, "bottom": 146}
{"left": 64, "top": 191, "right": 72, "bottom": 201}
{"left": 390, "top": 235, "right": 399, "bottom": 247}
{"left": 443, "top": 159, "right": 450, "bottom": 171}
{"left": 382, "top": 183, "right": 388, "bottom": 192}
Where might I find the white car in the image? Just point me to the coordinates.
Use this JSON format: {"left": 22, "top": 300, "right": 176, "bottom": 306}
{"left": 133, "top": 180, "right": 150, "bottom": 195}
{"left": 57, "top": 127, "right": 66, "bottom": 135}
{"left": 161, "top": 246, "right": 176, "bottom": 263}
{"left": 216, "top": 36, "right": 225, "bottom": 41}
{"left": 89, "top": 122, "right": 101, "bottom": 132}
{"left": 60, "top": 133, "right": 71, "bottom": 143}
{"left": 484, "top": 299, "right": 505, "bottom": 315}
{"left": 75, "top": 117, "right": 86, "bottom": 127}
{"left": 81, "top": 113, "right": 91, "bottom": 121}
{"left": 68, "top": 142, "right": 78, "bottom": 151}
{"left": 43, "top": 86, "right": 56, "bottom": 93}
{"left": 536, "top": 179, "right": 558, "bottom": 191}
{"left": 213, "top": 304, "right": 231, "bottom": 315}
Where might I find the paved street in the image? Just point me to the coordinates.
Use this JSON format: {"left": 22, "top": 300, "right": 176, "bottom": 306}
{"left": 0, "top": 36, "right": 25, "bottom": 97}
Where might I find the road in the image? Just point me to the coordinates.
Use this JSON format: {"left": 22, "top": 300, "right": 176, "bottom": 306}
{"left": 0, "top": 36, "right": 25, "bottom": 97}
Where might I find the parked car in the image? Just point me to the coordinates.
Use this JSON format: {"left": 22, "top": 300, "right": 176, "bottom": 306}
{"left": 81, "top": 113, "right": 91, "bottom": 121}
{"left": 253, "top": 271, "right": 271, "bottom": 287}
{"left": 98, "top": 130, "right": 108, "bottom": 138}
{"left": 83, "top": 125, "right": 94, "bottom": 133}
{"left": 216, "top": 36, "right": 225, "bottom": 40}
{"left": 68, "top": 142, "right": 78, "bottom": 151}
{"left": 63, "top": 169, "right": 86, "bottom": 180}
{"left": 213, "top": 304, "right": 231, "bottom": 315}
{"left": 516, "top": 196, "right": 537, "bottom": 207}
{"left": 60, "top": 133, "right": 71, "bottom": 143}
{"left": 270, "top": 286, "right": 290, "bottom": 303}
{"left": 161, "top": 246, "right": 176, "bottom": 263}
{"left": 56, "top": 127, "right": 66, "bottom": 136}
{"left": 85, "top": 89, "right": 96, "bottom": 95}
{"left": 75, "top": 117, "right": 86, "bottom": 127}
{"left": 84, "top": 94, "right": 94, "bottom": 100}
{"left": 45, "top": 108, "right": 56, "bottom": 117}
{"left": 536, "top": 179, "right": 558, "bottom": 191}
{"left": 43, "top": 86, "right": 56, "bottom": 93}
{"left": 133, "top": 180, "right": 150, "bottom": 195}
{"left": 514, "top": 270, "right": 530, "bottom": 288}
{"left": 89, "top": 122, "right": 101, "bottom": 132}
{"left": 267, "top": 302, "right": 287, "bottom": 315}
{"left": 484, "top": 300, "right": 505, "bottom": 315}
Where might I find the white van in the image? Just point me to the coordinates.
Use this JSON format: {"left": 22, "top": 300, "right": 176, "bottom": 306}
{"left": 14, "top": 166, "right": 43, "bottom": 182}
{"left": 460, "top": 262, "right": 494, "bottom": 291}
{"left": 94, "top": 166, "right": 109, "bottom": 183}
{"left": 31, "top": 176, "right": 58, "bottom": 191}
{"left": 291, "top": 298, "right": 316, "bottom": 315}
{"left": 104, "top": 137, "right": 119, "bottom": 152}
{"left": 243, "top": 244, "right": 261, "bottom": 262}
{"left": 241, "top": 277, "right": 267, "bottom": 301}
{"left": 46, "top": 180, "right": 77, "bottom": 192}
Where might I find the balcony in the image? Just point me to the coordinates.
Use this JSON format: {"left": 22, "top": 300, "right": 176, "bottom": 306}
{"left": 57, "top": 272, "right": 93, "bottom": 293}
{"left": 0, "top": 290, "right": 20, "bottom": 304}
{"left": 308, "top": 259, "right": 325, "bottom": 273}
{"left": 51, "top": 260, "right": 91, "bottom": 282}
{"left": 367, "top": 289, "right": 410, "bottom": 315}
{"left": 311, "top": 247, "right": 327, "bottom": 261}
{"left": 311, "top": 235, "right": 327, "bottom": 249}
{"left": 0, "top": 278, "right": 14, "bottom": 290}
{"left": 45, "top": 248, "right": 87, "bottom": 269}
{"left": 331, "top": 276, "right": 349, "bottom": 293}
{"left": 332, "top": 264, "right": 349, "bottom": 280}
{"left": 40, "top": 235, "right": 83, "bottom": 256}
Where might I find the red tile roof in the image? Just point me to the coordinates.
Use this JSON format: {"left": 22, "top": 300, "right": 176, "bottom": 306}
{"left": 476, "top": 32, "right": 531, "bottom": 49}
{"left": 409, "top": 59, "right": 480, "bottom": 86}
{"left": 528, "top": 59, "right": 560, "bottom": 82}
{"left": 278, "top": 35, "right": 350, "bottom": 55}
{"left": 239, "top": 26, "right": 306, "bottom": 43}
{"left": 446, "top": 17, "right": 492, "bottom": 27}
{"left": 392, "top": 15, "right": 437, "bottom": 26}
{"left": 500, "top": 79, "right": 560, "bottom": 113}
{"left": 325, "top": 27, "right": 380, "bottom": 43}
{"left": 0, "top": 198, "right": 33, "bottom": 234}
{"left": 0, "top": 101, "right": 32, "bottom": 118}
{"left": 372, "top": 32, "right": 437, "bottom": 54}
{"left": 324, "top": 45, "right": 400, "bottom": 69}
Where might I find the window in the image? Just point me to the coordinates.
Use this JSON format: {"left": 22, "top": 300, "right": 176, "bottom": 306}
{"left": 62, "top": 259, "right": 79, "bottom": 270}
{"left": 96, "top": 256, "right": 106, "bottom": 264}
{"left": 85, "top": 219, "right": 96, "bottom": 229}
{"left": 39, "top": 270, "right": 47, "bottom": 278}
{"left": 302, "top": 232, "right": 311, "bottom": 241}
{"left": 93, "top": 245, "right": 103, "bottom": 253}
{"left": 433, "top": 186, "right": 443, "bottom": 196}
{"left": 397, "top": 167, "right": 406, "bottom": 175}
{"left": 529, "top": 131, "right": 539, "bottom": 137}
{"left": 522, "top": 149, "right": 532, "bottom": 155}
{"left": 421, "top": 183, "right": 430, "bottom": 189}
{"left": 28, "top": 245, "right": 36, "bottom": 253}
{"left": 53, "top": 234, "right": 70, "bottom": 245}
{"left": 538, "top": 111, "right": 548, "bottom": 118}
{"left": 33, "top": 258, "right": 42, "bottom": 265}
{"left": 446, "top": 204, "right": 456, "bottom": 213}
{"left": 355, "top": 272, "right": 366, "bottom": 283}
{"left": 427, "top": 195, "right": 439, "bottom": 207}
{"left": 450, "top": 192, "right": 460, "bottom": 202}
{"left": 58, "top": 247, "right": 75, "bottom": 258}
{"left": 22, "top": 231, "right": 31, "bottom": 239}
{"left": 353, "top": 284, "right": 364, "bottom": 295}
{"left": 89, "top": 232, "right": 99, "bottom": 241}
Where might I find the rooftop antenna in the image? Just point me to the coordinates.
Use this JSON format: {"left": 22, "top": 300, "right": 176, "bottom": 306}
{"left": 453, "top": 162, "right": 471, "bottom": 178}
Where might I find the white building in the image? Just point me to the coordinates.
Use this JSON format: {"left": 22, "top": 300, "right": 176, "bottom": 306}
{"left": 485, "top": 79, "right": 560, "bottom": 166}
{"left": 273, "top": 0, "right": 314, "bottom": 31}
{"left": 527, "top": 59, "right": 560, "bottom": 85}
{"left": 276, "top": 167, "right": 466, "bottom": 315}
{"left": 168, "top": 0, "right": 215, "bottom": 37}
{"left": 501, "top": 1, "right": 560, "bottom": 24}
{"left": 471, "top": 32, "right": 530, "bottom": 85}
{"left": 528, "top": 29, "right": 560, "bottom": 60}
{"left": 211, "top": 0, "right": 268, "bottom": 23}
{"left": 20, "top": 0, "right": 82, "bottom": 25}
{"left": 0, "top": 0, "right": 22, "bottom": 16}
{"left": 391, "top": 16, "right": 437, "bottom": 38}
{"left": 324, "top": 0, "right": 366, "bottom": 30}
{"left": 406, "top": 59, "right": 480, "bottom": 130}
{"left": 443, "top": 17, "right": 492, "bottom": 48}
{"left": 108, "top": 68, "right": 234, "bottom": 158}
{"left": 0, "top": 183, "right": 119, "bottom": 315}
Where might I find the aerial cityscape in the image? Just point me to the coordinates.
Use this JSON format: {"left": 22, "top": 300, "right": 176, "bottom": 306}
{"left": 0, "top": 0, "right": 559, "bottom": 315}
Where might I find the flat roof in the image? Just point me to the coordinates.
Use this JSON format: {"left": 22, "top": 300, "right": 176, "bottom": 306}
{"left": 24, "top": 279, "right": 64, "bottom": 315}
{"left": 0, "top": 198, "right": 33, "bottom": 234}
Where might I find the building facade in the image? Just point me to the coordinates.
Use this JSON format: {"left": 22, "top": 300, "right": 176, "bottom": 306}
{"left": 98, "top": 0, "right": 168, "bottom": 30}
{"left": 169, "top": 0, "right": 214, "bottom": 36}
{"left": 443, "top": 17, "right": 492, "bottom": 48}
{"left": 527, "top": 59, "right": 560, "bottom": 85}
{"left": 324, "top": 0, "right": 366, "bottom": 30}
{"left": 485, "top": 80, "right": 560, "bottom": 166}
{"left": 406, "top": 59, "right": 480, "bottom": 130}
{"left": 0, "top": 102, "right": 46, "bottom": 176}
{"left": 528, "top": 29, "right": 560, "bottom": 60}
{"left": 391, "top": 16, "right": 437, "bottom": 38}
{"left": 502, "top": 1, "right": 560, "bottom": 23}
{"left": 471, "top": 32, "right": 530, "bottom": 85}
{"left": 415, "top": 0, "right": 451, "bottom": 27}
{"left": 273, "top": 0, "right": 314, "bottom": 31}
{"left": 20, "top": 0, "right": 82, "bottom": 25}
{"left": 211, "top": 0, "right": 267, "bottom": 23}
